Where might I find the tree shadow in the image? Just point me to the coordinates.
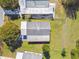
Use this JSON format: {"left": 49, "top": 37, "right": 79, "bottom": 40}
{"left": 4, "top": 39, "right": 23, "bottom": 52}
{"left": 62, "top": 0, "right": 79, "bottom": 19}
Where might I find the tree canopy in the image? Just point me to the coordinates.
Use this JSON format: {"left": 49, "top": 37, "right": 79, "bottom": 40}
{"left": 62, "top": 0, "right": 79, "bottom": 7}
{"left": 62, "top": 0, "right": 79, "bottom": 19}
{"left": 0, "top": 0, "right": 19, "bottom": 9}
{"left": 0, "top": 21, "right": 22, "bottom": 52}
{"left": 0, "top": 21, "right": 20, "bottom": 41}
{"left": 62, "top": 0, "right": 76, "bottom": 5}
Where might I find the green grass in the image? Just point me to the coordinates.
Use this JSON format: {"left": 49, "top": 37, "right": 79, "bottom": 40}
{"left": 16, "top": 41, "right": 43, "bottom": 53}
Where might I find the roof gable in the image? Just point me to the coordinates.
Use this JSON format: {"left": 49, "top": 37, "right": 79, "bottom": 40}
{"left": 21, "top": 21, "right": 51, "bottom": 30}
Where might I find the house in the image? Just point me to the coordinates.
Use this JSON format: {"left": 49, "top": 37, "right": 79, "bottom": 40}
{"left": 19, "top": 0, "right": 56, "bottom": 19}
{"left": 0, "top": 6, "right": 5, "bottom": 27}
{"left": 21, "top": 21, "right": 51, "bottom": 42}
{"left": 0, "top": 51, "right": 42, "bottom": 59}
{"left": 16, "top": 51, "right": 43, "bottom": 59}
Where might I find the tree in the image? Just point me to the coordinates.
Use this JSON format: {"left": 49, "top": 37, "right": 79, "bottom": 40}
{"left": 62, "top": 0, "right": 76, "bottom": 5}
{"left": 71, "top": 49, "right": 76, "bottom": 59}
{"left": 62, "top": 0, "right": 79, "bottom": 19}
{"left": 42, "top": 44, "right": 50, "bottom": 59}
{"left": 0, "top": 21, "right": 20, "bottom": 41}
{"left": 61, "top": 48, "right": 66, "bottom": 58}
{"left": 76, "top": 40, "right": 79, "bottom": 50}
{"left": 7, "top": 39, "right": 22, "bottom": 52}
{"left": 0, "top": 0, "right": 19, "bottom": 10}
{"left": 0, "top": 21, "right": 22, "bottom": 52}
{"left": 70, "top": 49, "right": 79, "bottom": 59}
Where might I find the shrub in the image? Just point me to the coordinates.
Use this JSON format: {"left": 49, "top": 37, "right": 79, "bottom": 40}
{"left": 42, "top": 44, "right": 50, "bottom": 59}
{"left": 61, "top": 48, "right": 66, "bottom": 57}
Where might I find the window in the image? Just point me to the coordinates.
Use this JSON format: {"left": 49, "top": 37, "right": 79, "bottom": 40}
{"left": 23, "top": 35, "right": 27, "bottom": 39}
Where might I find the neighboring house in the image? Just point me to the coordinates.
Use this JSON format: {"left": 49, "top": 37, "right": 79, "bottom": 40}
{"left": 0, "top": 51, "right": 42, "bottom": 59}
{"left": 0, "top": 6, "right": 5, "bottom": 27}
{"left": 21, "top": 21, "right": 51, "bottom": 42}
{"left": 16, "top": 51, "right": 43, "bottom": 59}
{"left": 19, "top": 0, "right": 56, "bottom": 19}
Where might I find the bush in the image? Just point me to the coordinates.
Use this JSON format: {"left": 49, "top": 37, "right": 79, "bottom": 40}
{"left": 0, "top": 21, "right": 22, "bottom": 52}
{"left": 70, "top": 49, "right": 78, "bottom": 59}
{"left": 61, "top": 48, "right": 66, "bottom": 57}
{"left": 42, "top": 44, "right": 50, "bottom": 59}
{"left": 76, "top": 40, "right": 79, "bottom": 49}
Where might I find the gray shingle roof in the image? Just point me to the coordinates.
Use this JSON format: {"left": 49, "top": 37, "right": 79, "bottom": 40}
{"left": 21, "top": 21, "right": 50, "bottom": 42}
{"left": 25, "top": 0, "right": 49, "bottom": 8}
{"left": 19, "top": 0, "right": 55, "bottom": 16}
{"left": 27, "top": 29, "right": 50, "bottom": 35}
{"left": 27, "top": 22, "right": 51, "bottom": 35}
{"left": 16, "top": 51, "right": 42, "bottom": 59}
{"left": 21, "top": 22, "right": 51, "bottom": 35}
{"left": 23, "top": 51, "right": 42, "bottom": 59}
{"left": 27, "top": 22, "right": 50, "bottom": 30}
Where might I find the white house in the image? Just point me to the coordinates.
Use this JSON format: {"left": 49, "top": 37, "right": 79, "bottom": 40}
{"left": 19, "top": 0, "right": 56, "bottom": 19}
{"left": 20, "top": 21, "right": 51, "bottom": 42}
{"left": 0, "top": 6, "right": 5, "bottom": 27}
{"left": 16, "top": 51, "right": 43, "bottom": 59}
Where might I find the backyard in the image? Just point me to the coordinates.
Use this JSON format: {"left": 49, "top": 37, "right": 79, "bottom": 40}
{"left": 1, "top": 17, "right": 79, "bottom": 59}
{"left": 0, "top": 0, "right": 79, "bottom": 59}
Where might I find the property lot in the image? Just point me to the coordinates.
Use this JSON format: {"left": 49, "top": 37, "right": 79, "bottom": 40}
{"left": 1, "top": 18, "right": 79, "bottom": 59}
{"left": 0, "top": 0, "right": 79, "bottom": 59}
